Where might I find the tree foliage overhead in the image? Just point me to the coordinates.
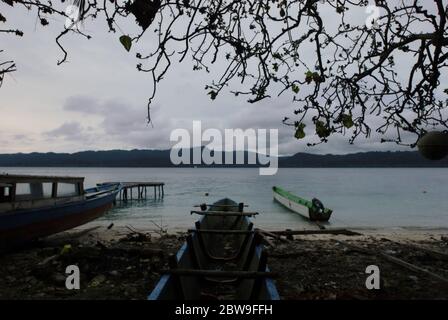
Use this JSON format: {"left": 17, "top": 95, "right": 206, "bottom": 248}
{"left": 1, "top": 0, "right": 448, "bottom": 147}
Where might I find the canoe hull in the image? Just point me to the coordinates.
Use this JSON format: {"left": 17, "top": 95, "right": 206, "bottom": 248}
{"left": 0, "top": 190, "right": 118, "bottom": 248}
{"left": 148, "top": 198, "right": 280, "bottom": 300}
{"left": 273, "top": 187, "right": 332, "bottom": 222}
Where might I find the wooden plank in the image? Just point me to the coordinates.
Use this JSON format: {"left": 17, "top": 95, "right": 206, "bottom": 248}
{"left": 164, "top": 269, "right": 276, "bottom": 278}
{"left": 191, "top": 210, "right": 258, "bottom": 215}
{"left": 193, "top": 204, "right": 248, "bottom": 208}
{"left": 0, "top": 174, "right": 84, "bottom": 183}
{"left": 188, "top": 229, "right": 255, "bottom": 234}
{"left": 255, "top": 229, "right": 290, "bottom": 242}
{"left": 269, "top": 229, "right": 361, "bottom": 236}
{"left": 105, "top": 182, "right": 165, "bottom": 187}
{"left": 190, "top": 211, "right": 258, "bottom": 217}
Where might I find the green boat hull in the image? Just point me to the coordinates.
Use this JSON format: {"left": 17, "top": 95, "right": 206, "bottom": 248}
{"left": 272, "top": 186, "right": 332, "bottom": 222}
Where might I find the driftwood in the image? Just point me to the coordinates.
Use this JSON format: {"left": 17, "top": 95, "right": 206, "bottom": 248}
{"left": 164, "top": 269, "right": 276, "bottom": 278}
{"left": 69, "top": 226, "right": 101, "bottom": 238}
{"left": 188, "top": 229, "right": 254, "bottom": 234}
{"left": 397, "top": 241, "right": 448, "bottom": 261}
{"left": 108, "top": 246, "right": 164, "bottom": 257}
{"left": 255, "top": 229, "right": 290, "bottom": 242}
{"left": 337, "top": 241, "right": 448, "bottom": 285}
{"left": 269, "top": 229, "right": 361, "bottom": 236}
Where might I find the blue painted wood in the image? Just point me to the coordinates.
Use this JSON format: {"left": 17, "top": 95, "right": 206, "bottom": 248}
{"left": 0, "top": 191, "right": 118, "bottom": 230}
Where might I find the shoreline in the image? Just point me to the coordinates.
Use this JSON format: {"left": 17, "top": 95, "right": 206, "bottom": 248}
{"left": 73, "top": 222, "right": 448, "bottom": 240}
{"left": 1, "top": 225, "right": 447, "bottom": 299}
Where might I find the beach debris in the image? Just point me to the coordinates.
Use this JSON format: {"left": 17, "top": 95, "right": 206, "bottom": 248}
{"left": 335, "top": 240, "right": 448, "bottom": 285}
{"left": 121, "top": 231, "right": 152, "bottom": 243}
{"left": 89, "top": 275, "right": 106, "bottom": 288}
{"left": 96, "top": 241, "right": 108, "bottom": 250}
{"left": 149, "top": 220, "right": 168, "bottom": 236}
{"left": 408, "top": 275, "right": 419, "bottom": 282}
{"left": 255, "top": 228, "right": 290, "bottom": 243}
{"left": 109, "top": 270, "right": 120, "bottom": 277}
{"left": 381, "top": 239, "right": 448, "bottom": 261}
{"left": 60, "top": 244, "right": 72, "bottom": 255}
{"left": 51, "top": 273, "right": 66, "bottom": 284}
{"left": 107, "top": 223, "right": 114, "bottom": 230}
{"left": 38, "top": 254, "right": 59, "bottom": 267}
{"left": 284, "top": 229, "right": 294, "bottom": 241}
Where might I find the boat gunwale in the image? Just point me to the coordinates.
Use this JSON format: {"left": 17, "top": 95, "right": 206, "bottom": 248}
{"left": 0, "top": 186, "right": 120, "bottom": 216}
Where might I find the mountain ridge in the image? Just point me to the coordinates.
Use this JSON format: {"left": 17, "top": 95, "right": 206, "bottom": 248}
{"left": 0, "top": 149, "right": 447, "bottom": 167}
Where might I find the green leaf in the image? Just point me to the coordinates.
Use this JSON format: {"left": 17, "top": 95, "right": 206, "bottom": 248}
{"left": 119, "top": 35, "right": 132, "bottom": 52}
{"left": 291, "top": 84, "right": 300, "bottom": 94}
{"left": 341, "top": 114, "right": 354, "bottom": 128}
{"left": 315, "top": 120, "right": 331, "bottom": 138}
{"left": 305, "top": 70, "right": 315, "bottom": 84}
{"left": 294, "top": 123, "right": 306, "bottom": 139}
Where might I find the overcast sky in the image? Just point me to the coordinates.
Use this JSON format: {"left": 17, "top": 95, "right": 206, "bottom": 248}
{"left": 0, "top": 3, "right": 422, "bottom": 155}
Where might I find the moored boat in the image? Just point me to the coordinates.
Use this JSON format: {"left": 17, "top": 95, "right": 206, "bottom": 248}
{"left": 0, "top": 174, "right": 121, "bottom": 248}
{"left": 273, "top": 186, "right": 332, "bottom": 221}
{"left": 148, "top": 198, "right": 280, "bottom": 300}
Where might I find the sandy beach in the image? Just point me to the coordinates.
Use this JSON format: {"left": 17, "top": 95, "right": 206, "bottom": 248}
{"left": 0, "top": 224, "right": 447, "bottom": 300}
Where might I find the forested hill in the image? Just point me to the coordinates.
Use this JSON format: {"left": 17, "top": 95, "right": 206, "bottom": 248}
{"left": 0, "top": 149, "right": 447, "bottom": 167}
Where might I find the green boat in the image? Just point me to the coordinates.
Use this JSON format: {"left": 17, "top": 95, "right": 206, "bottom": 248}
{"left": 272, "top": 186, "right": 333, "bottom": 221}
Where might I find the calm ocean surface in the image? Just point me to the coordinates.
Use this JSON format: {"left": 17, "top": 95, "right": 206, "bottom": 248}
{"left": 1, "top": 167, "right": 447, "bottom": 230}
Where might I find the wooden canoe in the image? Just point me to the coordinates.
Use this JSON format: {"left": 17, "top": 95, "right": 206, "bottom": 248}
{"left": 148, "top": 198, "right": 280, "bottom": 300}
{"left": 273, "top": 186, "right": 332, "bottom": 222}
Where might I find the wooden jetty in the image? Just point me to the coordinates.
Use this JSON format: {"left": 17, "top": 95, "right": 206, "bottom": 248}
{"left": 102, "top": 182, "right": 164, "bottom": 201}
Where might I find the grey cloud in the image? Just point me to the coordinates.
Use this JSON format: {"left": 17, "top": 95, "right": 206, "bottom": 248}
{"left": 44, "top": 121, "right": 90, "bottom": 142}
{"left": 1, "top": 3, "right": 423, "bottom": 155}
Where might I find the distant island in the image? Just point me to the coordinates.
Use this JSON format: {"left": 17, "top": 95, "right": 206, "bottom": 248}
{"left": 0, "top": 149, "right": 447, "bottom": 167}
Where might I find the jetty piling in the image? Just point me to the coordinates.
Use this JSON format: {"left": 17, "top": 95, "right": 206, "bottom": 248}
{"left": 114, "top": 182, "right": 165, "bottom": 201}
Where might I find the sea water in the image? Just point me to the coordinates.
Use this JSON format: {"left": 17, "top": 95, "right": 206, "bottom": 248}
{"left": 1, "top": 167, "right": 447, "bottom": 230}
